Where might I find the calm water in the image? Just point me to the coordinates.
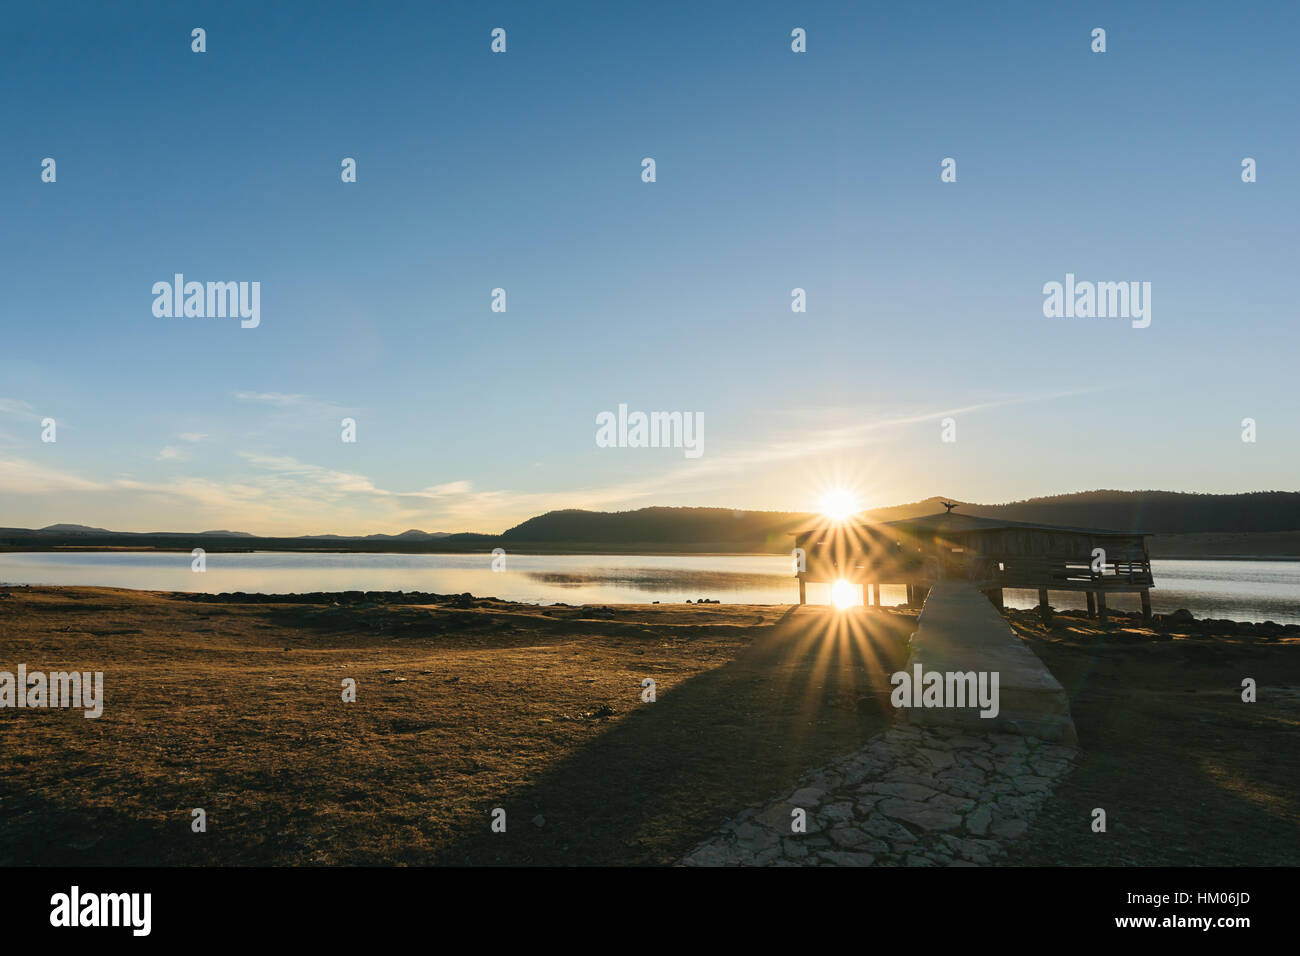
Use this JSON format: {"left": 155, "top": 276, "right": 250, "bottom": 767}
{"left": 1, "top": 551, "right": 1298, "bottom": 624}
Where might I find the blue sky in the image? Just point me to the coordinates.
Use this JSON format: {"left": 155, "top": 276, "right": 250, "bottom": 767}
{"left": 1, "top": 1, "right": 1297, "bottom": 534}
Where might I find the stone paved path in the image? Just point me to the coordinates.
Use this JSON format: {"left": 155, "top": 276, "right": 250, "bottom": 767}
{"left": 680, "top": 723, "right": 1077, "bottom": 866}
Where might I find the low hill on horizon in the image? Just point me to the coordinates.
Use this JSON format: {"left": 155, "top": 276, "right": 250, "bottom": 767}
{"left": 950, "top": 490, "right": 1300, "bottom": 534}
{"left": 5, "top": 490, "right": 1300, "bottom": 555}
{"left": 502, "top": 490, "right": 1300, "bottom": 544}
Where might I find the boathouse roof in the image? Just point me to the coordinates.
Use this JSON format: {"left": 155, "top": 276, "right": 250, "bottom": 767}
{"left": 792, "top": 511, "right": 1148, "bottom": 537}
{"left": 882, "top": 511, "right": 1147, "bottom": 537}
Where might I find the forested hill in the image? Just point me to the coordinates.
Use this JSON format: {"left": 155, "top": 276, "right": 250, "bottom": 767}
{"left": 6, "top": 491, "right": 1299, "bottom": 555}
{"left": 949, "top": 491, "right": 1300, "bottom": 534}
{"left": 500, "top": 507, "right": 807, "bottom": 552}
{"left": 501, "top": 491, "right": 1300, "bottom": 550}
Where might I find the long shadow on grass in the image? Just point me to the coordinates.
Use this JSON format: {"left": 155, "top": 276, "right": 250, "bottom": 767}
{"left": 1006, "top": 627, "right": 1300, "bottom": 865}
{"left": 435, "top": 605, "right": 914, "bottom": 866}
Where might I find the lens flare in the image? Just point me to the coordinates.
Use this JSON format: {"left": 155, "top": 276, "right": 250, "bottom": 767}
{"left": 819, "top": 489, "right": 860, "bottom": 522}
{"left": 830, "top": 578, "right": 856, "bottom": 609}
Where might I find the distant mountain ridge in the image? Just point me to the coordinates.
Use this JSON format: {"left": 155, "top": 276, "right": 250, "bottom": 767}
{"left": 500, "top": 491, "right": 1300, "bottom": 546}
{"left": 5, "top": 491, "right": 1299, "bottom": 554}
{"left": 943, "top": 490, "right": 1300, "bottom": 534}
{"left": 301, "top": 530, "right": 453, "bottom": 540}
{"left": 33, "top": 524, "right": 254, "bottom": 537}
{"left": 14, "top": 525, "right": 450, "bottom": 540}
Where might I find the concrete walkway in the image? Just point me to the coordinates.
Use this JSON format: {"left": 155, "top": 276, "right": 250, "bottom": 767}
{"left": 680, "top": 582, "right": 1080, "bottom": 866}
{"left": 905, "top": 581, "right": 1077, "bottom": 744}
{"left": 680, "top": 723, "right": 1077, "bottom": 866}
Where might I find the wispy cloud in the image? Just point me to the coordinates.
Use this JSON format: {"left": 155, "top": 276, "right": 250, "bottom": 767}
{"left": 0, "top": 456, "right": 106, "bottom": 494}
{"left": 554, "top": 389, "right": 1094, "bottom": 509}
{"left": 0, "top": 398, "right": 40, "bottom": 422}
{"left": 235, "top": 391, "right": 349, "bottom": 415}
{"left": 235, "top": 391, "right": 314, "bottom": 407}
{"left": 233, "top": 391, "right": 354, "bottom": 437}
{"left": 0, "top": 390, "right": 1089, "bottom": 535}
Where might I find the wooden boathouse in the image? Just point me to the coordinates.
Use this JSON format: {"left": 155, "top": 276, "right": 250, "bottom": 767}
{"left": 792, "top": 505, "right": 1155, "bottom": 620}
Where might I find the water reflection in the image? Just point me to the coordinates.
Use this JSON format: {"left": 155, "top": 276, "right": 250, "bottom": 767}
{"left": 0, "top": 552, "right": 1297, "bottom": 623}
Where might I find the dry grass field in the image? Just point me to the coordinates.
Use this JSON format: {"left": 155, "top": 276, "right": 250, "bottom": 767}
{"left": 0, "top": 587, "right": 910, "bottom": 865}
{"left": 1, "top": 586, "right": 1296, "bottom": 866}
{"left": 1006, "top": 608, "right": 1300, "bottom": 866}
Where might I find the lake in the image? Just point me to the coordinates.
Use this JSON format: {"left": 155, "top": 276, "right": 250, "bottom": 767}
{"left": 1, "top": 551, "right": 1298, "bottom": 624}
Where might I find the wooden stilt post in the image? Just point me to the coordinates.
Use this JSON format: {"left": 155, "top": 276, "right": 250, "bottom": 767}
{"left": 1086, "top": 592, "right": 1096, "bottom": 618}
{"left": 1140, "top": 589, "right": 1151, "bottom": 621}
{"left": 862, "top": 582, "right": 869, "bottom": 607}
{"left": 1037, "top": 588, "right": 1049, "bottom": 611}
{"left": 872, "top": 583, "right": 882, "bottom": 609}
{"left": 798, "top": 578, "right": 806, "bottom": 605}
{"left": 906, "top": 584, "right": 914, "bottom": 606}
{"left": 1096, "top": 591, "right": 1108, "bottom": 623}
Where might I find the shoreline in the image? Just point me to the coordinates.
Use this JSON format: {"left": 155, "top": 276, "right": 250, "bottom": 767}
{"left": 3, "top": 583, "right": 1298, "bottom": 635}
{"left": 0, "top": 546, "right": 785, "bottom": 557}
{"left": 3, "top": 544, "right": 1300, "bottom": 561}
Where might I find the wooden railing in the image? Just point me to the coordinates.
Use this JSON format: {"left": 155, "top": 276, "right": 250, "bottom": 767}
{"left": 798, "top": 550, "right": 1153, "bottom": 590}
{"left": 997, "top": 557, "right": 1153, "bottom": 589}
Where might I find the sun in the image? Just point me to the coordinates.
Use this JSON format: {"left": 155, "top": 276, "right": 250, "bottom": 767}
{"left": 830, "top": 578, "right": 857, "bottom": 610}
{"left": 819, "top": 488, "right": 860, "bottom": 522}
